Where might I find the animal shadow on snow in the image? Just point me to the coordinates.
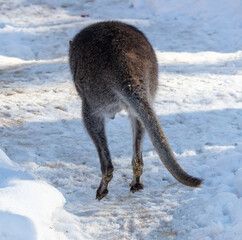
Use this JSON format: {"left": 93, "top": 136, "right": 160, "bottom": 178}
{"left": 1, "top": 105, "right": 241, "bottom": 239}
{"left": 1, "top": 108, "right": 241, "bottom": 201}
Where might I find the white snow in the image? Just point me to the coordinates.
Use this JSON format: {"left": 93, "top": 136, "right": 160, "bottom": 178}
{"left": 0, "top": 0, "right": 242, "bottom": 239}
{"left": 0, "top": 149, "right": 91, "bottom": 240}
{"left": 0, "top": 148, "right": 63, "bottom": 239}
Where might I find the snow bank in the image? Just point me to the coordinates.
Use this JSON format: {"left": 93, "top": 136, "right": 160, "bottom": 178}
{"left": 130, "top": 0, "right": 242, "bottom": 23}
{"left": 0, "top": 55, "right": 67, "bottom": 71}
{"left": 0, "top": 149, "right": 66, "bottom": 240}
{"left": 173, "top": 143, "right": 242, "bottom": 240}
{"left": 199, "top": 143, "right": 242, "bottom": 239}
{"left": 130, "top": 0, "right": 242, "bottom": 51}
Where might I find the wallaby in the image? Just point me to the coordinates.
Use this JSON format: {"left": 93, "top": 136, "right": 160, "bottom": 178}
{"left": 69, "top": 21, "right": 202, "bottom": 200}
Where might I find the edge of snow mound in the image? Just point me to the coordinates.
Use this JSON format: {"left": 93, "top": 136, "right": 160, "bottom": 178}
{"left": 0, "top": 148, "right": 67, "bottom": 240}
{"left": 0, "top": 55, "right": 68, "bottom": 72}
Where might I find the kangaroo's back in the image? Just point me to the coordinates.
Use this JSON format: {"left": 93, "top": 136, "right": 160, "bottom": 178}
{"left": 69, "top": 21, "right": 158, "bottom": 105}
{"left": 69, "top": 21, "right": 202, "bottom": 200}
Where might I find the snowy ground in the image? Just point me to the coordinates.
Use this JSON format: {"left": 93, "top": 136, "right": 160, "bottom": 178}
{"left": 0, "top": 0, "right": 242, "bottom": 239}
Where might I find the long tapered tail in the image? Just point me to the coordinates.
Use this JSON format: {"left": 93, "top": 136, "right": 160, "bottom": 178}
{"left": 125, "top": 93, "right": 202, "bottom": 187}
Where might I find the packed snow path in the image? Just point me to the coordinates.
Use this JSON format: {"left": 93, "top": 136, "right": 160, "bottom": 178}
{"left": 0, "top": 1, "right": 242, "bottom": 239}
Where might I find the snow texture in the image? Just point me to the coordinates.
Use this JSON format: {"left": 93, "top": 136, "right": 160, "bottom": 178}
{"left": 0, "top": 0, "right": 241, "bottom": 239}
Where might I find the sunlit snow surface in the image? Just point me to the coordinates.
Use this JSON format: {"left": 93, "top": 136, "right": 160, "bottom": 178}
{"left": 0, "top": 0, "right": 242, "bottom": 239}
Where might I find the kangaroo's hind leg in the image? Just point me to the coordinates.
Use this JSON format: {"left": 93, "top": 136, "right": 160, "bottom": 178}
{"left": 130, "top": 114, "right": 145, "bottom": 193}
{"left": 82, "top": 103, "right": 114, "bottom": 200}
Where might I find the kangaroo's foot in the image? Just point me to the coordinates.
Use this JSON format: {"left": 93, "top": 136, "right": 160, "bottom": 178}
{"left": 130, "top": 176, "right": 144, "bottom": 193}
{"left": 96, "top": 187, "right": 109, "bottom": 200}
{"left": 96, "top": 170, "right": 113, "bottom": 200}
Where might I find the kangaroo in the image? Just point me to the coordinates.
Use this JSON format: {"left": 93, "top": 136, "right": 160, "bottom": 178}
{"left": 69, "top": 21, "right": 202, "bottom": 200}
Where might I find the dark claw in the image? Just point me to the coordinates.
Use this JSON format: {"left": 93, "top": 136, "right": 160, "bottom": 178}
{"left": 130, "top": 183, "right": 144, "bottom": 193}
{"left": 96, "top": 189, "right": 108, "bottom": 200}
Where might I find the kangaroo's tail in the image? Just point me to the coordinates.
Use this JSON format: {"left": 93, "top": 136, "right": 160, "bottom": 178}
{"left": 124, "top": 91, "right": 202, "bottom": 187}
